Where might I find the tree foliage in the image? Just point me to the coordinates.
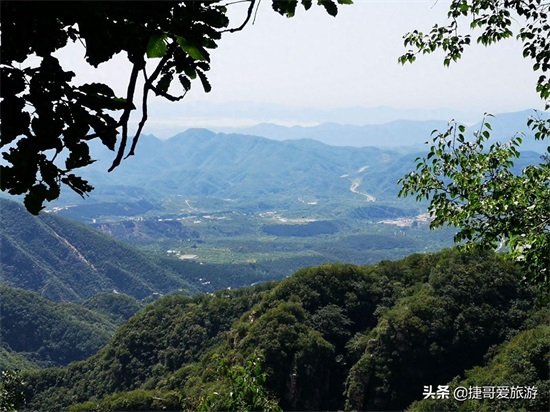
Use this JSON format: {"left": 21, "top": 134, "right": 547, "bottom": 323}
{"left": 0, "top": 370, "right": 26, "bottom": 412}
{"left": 195, "top": 352, "right": 282, "bottom": 412}
{"left": 407, "top": 325, "right": 550, "bottom": 412}
{"left": 0, "top": 0, "right": 350, "bottom": 214}
{"left": 399, "top": 118, "right": 549, "bottom": 289}
{"left": 0, "top": 285, "right": 118, "bottom": 369}
{"left": 398, "top": 0, "right": 550, "bottom": 108}
{"left": 398, "top": 0, "right": 550, "bottom": 291}
{"left": 21, "top": 252, "right": 542, "bottom": 411}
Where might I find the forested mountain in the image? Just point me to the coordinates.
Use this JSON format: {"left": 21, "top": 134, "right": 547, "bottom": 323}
{"left": 233, "top": 119, "right": 449, "bottom": 148}
{"left": 408, "top": 325, "right": 549, "bottom": 412}
{"left": 41, "top": 122, "right": 545, "bottom": 214}
{"left": 20, "top": 249, "right": 548, "bottom": 412}
{"left": 0, "top": 286, "right": 136, "bottom": 369}
{"left": 0, "top": 199, "right": 197, "bottom": 301}
{"left": 72, "top": 129, "right": 413, "bottom": 203}
{"left": 82, "top": 293, "right": 144, "bottom": 326}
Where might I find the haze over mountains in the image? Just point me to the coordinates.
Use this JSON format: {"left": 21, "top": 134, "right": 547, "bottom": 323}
{"left": 77, "top": 129, "right": 409, "bottom": 206}
{"left": 2, "top": 108, "right": 548, "bottom": 412}
{"left": 144, "top": 101, "right": 544, "bottom": 137}
{"left": 35, "top": 109, "right": 545, "bottom": 210}
{"left": 144, "top": 101, "right": 480, "bottom": 136}
{"left": 225, "top": 109, "right": 549, "bottom": 151}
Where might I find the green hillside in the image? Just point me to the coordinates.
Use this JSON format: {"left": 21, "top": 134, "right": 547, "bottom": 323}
{"left": 20, "top": 249, "right": 547, "bottom": 412}
{"left": 0, "top": 198, "right": 197, "bottom": 301}
{"left": 82, "top": 293, "right": 144, "bottom": 325}
{"left": 53, "top": 129, "right": 419, "bottom": 207}
{"left": 408, "top": 324, "right": 549, "bottom": 412}
{"left": 0, "top": 286, "right": 120, "bottom": 369}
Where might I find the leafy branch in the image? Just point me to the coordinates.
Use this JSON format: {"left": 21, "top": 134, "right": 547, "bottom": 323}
{"left": 399, "top": 117, "right": 550, "bottom": 290}
{"left": 399, "top": 0, "right": 550, "bottom": 109}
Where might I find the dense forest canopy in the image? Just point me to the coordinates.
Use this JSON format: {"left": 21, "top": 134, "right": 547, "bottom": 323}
{"left": 13, "top": 250, "right": 548, "bottom": 411}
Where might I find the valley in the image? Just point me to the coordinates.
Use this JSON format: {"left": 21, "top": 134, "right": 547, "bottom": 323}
{"left": 0, "top": 128, "right": 443, "bottom": 292}
{"left": 30, "top": 123, "right": 541, "bottom": 291}
{"left": 1, "top": 115, "right": 547, "bottom": 411}
{"left": 51, "top": 194, "right": 456, "bottom": 291}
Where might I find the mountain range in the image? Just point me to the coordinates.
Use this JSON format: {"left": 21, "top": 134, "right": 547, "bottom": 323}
{"left": 30, "top": 109, "right": 543, "bottom": 210}
{"left": 222, "top": 109, "right": 548, "bottom": 150}
{"left": 48, "top": 128, "right": 416, "bottom": 207}
{"left": 143, "top": 101, "right": 537, "bottom": 137}
{"left": 2, "top": 107, "right": 547, "bottom": 412}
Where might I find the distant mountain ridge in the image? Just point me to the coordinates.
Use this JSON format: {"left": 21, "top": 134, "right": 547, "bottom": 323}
{"left": 229, "top": 119, "right": 448, "bottom": 149}
{"left": 144, "top": 101, "right": 492, "bottom": 137}
{"left": 227, "top": 109, "right": 548, "bottom": 151}
{"left": 52, "top": 111, "right": 546, "bottom": 208}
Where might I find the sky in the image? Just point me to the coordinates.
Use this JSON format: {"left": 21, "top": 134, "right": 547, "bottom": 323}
{"left": 55, "top": 0, "right": 544, "bottom": 136}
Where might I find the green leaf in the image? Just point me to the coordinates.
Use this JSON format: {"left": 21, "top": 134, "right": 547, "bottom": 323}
{"left": 178, "top": 74, "right": 191, "bottom": 91}
{"left": 183, "top": 65, "right": 197, "bottom": 80}
{"left": 146, "top": 33, "right": 168, "bottom": 58}
{"left": 61, "top": 174, "right": 94, "bottom": 197}
{"left": 176, "top": 36, "right": 208, "bottom": 61}
{"left": 273, "top": 0, "right": 297, "bottom": 16}
{"left": 301, "top": 0, "right": 313, "bottom": 10}
{"left": 65, "top": 142, "right": 94, "bottom": 170}
{"left": 24, "top": 184, "right": 47, "bottom": 215}
{"left": 157, "top": 72, "right": 173, "bottom": 94}
{"left": 77, "top": 84, "right": 130, "bottom": 111}
{"left": 78, "top": 83, "right": 116, "bottom": 98}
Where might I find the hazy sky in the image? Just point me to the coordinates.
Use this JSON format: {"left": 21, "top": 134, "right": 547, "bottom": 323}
{"left": 210, "top": 0, "right": 540, "bottom": 109}
{"left": 55, "top": 0, "right": 544, "bottom": 134}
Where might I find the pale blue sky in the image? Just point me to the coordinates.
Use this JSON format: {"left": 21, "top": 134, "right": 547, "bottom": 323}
{"left": 210, "top": 0, "right": 540, "bottom": 109}
{"left": 54, "top": 0, "right": 544, "bottom": 135}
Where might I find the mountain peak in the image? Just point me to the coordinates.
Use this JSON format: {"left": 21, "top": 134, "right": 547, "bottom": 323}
{"left": 169, "top": 128, "right": 217, "bottom": 141}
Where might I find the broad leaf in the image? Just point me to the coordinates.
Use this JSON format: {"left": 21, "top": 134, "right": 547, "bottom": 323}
{"left": 176, "top": 36, "right": 208, "bottom": 61}
{"left": 146, "top": 33, "right": 168, "bottom": 58}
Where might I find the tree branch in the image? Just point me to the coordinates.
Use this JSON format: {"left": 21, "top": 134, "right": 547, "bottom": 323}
{"left": 126, "top": 69, "right": 150, "bottom": 158}
{"left": 125, "top": 41, "right": 179, "bottom": 158}
{"left": 222, "top": 0, "right": 258, "bottom": 33}
{"left": 149, "top": 85, "right": 187, "bottom": 101}
{"left": 108, "top": 61, "right": 140, "bottom": 172}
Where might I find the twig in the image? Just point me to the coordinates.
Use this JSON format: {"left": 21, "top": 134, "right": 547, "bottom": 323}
{"left": 108, "top": 62, "right": 140, "bottom": 172}
{"left": 222, "top": 0, "right": 257, "bottom": 33}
